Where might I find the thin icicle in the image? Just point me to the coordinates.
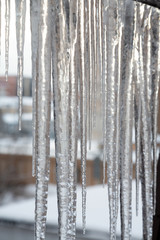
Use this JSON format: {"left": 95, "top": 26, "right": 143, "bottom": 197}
{"left": 52, "top": 0, "right": 70, "bottom": 238}
{"left": 92, "top": 0, "right": 97, "bottom": 128}
{"left": 102, "top": 1, "right": 107, "bottom": 186}
{"left": 119, "top": 1, "right": 134, "bottom": 239}
{"left": 115, "top": 0, "right": 124, "bottom": 220}
{"left": 133, "top": 3, "right": 141, "bottom": 216}
{"left": 150, "top": 9, "right": 160, "bottom": 213}
{"left": 30, "top": 0, "right": 39, "bottom": 177}
{"left": 143, "top": 6, "right": 152, "bottom": 111}
{"left": 34, "top": 1, "right": 51, "bottom": 239}
{"left": 88, "top": 0, "right": 93, "bottom": 149}
{"left": 0, "top": 0, "right": 1, "bottom": 57}
{"left": 67, "top": 1, "right": 78, "bottom": 239}
{"left": 5, "top": 0, "right": 10, "bottom": 81}
{"left": 15, "top": 0, "right": 26, "bottom": 130}
{"left": 79, "top": 0, "right": 87, "bottom": 234}
{"left": 98, "top": 0, "right": 103, "bottom": 115}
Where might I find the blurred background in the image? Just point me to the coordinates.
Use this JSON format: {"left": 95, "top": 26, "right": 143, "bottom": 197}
{"left": 0, "top": 1, "right": 160, "bottom": 240}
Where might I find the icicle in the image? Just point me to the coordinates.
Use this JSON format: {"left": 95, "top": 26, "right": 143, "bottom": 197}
{"left": 15, "top": 0, "right": 26, "bottom": 130}
{"left": 34, "top": 1, "right": 51, "bottom": 239}
{"left": 137, "top": 5, "right": 153, "bottom": 239}
{"left": 150, "top": 9, "right": 160, "bottom": 213}
{"left": 67, "top": 1, "right": 78, "bottom": 239}
{"left": 139, "top": 38, "right": 153, "bottom": 240}
{"left": 30, "top": 0, "right": 39, "bottom": 177}
{"left": 0, "top": 0, "right": 1, "bottom": 57}
{"left": 104, "top": 0, "right": 119, "bottom": 238}
{"left": 51, "top": 0, "right": 70, "bottom": 238}
{"left": 102, "top": 0, "right": 107, "bottom": 186}
{"left": 88, "top": 0, "right": 93, "bottom": 149}
{"left": 5, "top": 0, "right": 10, "bottom": 81}
{"left": 115, "top": 0, "right": 125, "bottom": 221}
{"left": 133, "top": 3, "right": 141, "bottom": 217}
{"left": 98, "top": 0, "right": 103, "bottom": 115}
{"left": 92, "top": 0, "right": 97, "bottom": 128}
{"left": 119, "top": 1, "right": 134, "bottom": 239}
{"left": 79, "top": 0, "right": 87, "bottom": 234}
{"left": 143, "top": 6, "right": 152, "bottom": 111}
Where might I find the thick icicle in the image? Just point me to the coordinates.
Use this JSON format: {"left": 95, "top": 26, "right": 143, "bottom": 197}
{"left": 119, "top": 1, "right": 134, "bottom": 239}
{"left": 104, "top": 0, "right": 119, "bottom": 238}
{"left": 79, "top": 0, "right": 87, "bottom": 234}
{"left": 5, "top": 0, "right": 10, "bottom": 81}
{"left": 139, "top": 34, "right": 153, "bottom": 240}
{"left": 30, "top": 0, "right": 39, "bottom": 177}
{"left": 52, "top": 0, "right": 70, "bottom": 238}
{"left": 67, "top": 1, "right": 78, "bottom": 239}
{"left": 34, "top": 1, "right": 51, "bottom": 239}
{"left": 150, "top": 9, "right": 160, "bottom": 212}
{"left": 15, "top": 0, "right": 26, "bottom": 130}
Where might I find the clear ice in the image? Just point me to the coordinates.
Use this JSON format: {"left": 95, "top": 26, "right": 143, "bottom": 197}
{"left": 3, "top": 0, "right": 160, "bottom": 239}
{"left": 15, "top": 0, "right": 26, "bottom": 130}
{"left": 5, "top": 0, "right": 10, "bottom": 81}
{"left": 34, "top": 1, "right": 51, "bottom": 239}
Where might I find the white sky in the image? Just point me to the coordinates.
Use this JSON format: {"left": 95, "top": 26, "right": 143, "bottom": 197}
{"left": 0, "top": 1, "right": 31, "bottom": 77}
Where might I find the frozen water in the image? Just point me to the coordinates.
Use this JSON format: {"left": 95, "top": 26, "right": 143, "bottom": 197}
{"left": 3, "top": 1, "right": 160, "bottom": 239}
{"left": 15, "top": 0, "right": 26, "bottom": 130}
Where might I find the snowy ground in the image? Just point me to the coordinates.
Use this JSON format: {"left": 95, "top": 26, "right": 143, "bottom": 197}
{"left": 0, "top": 182, "right": 142, "bottom": 239}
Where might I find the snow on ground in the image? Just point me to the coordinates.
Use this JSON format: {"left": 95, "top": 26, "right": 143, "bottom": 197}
{"left": 0, "top": 181, "right": 142, "bottom": 239}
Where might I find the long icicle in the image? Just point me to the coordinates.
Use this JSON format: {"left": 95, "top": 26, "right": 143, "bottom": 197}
{"left": 34, "top": 1, "right": 51, "bottom": 239}
{"left": 15, "top": 0, "right": 26, "bottom": 130}
{"left": 88, "top": 0, "right": 93, "bottom": 149}
{"left": 133, "top": 2, "right": 141, "bottom": 216}
{"left": 0, "top": 0, "right": 1, "bottom": 58}
{"left": 67, "top": 1, "right": 78, "bottom": 239}
{"left": 119, "top": 1, "right": 134, "bottom": 239}
{"left": 105, "top": 0, "right": 119, "bottom": 238}
{"left": 5, "top": 0, "right": 10, "bottom": 81}
{"left": 139, "top": 33, "right": 153, "bottom": 240}
{"left": 79, "top": 0, "right": 87, "bottom": 234}
{"left": 115, "top": 0, "right": 124, "bottom": 221}
{"left": 92, "top": 0, "right": 97, "bottom": 128}
{"left": 150, "top": 8, "right": 160, "bottom": 213}
{"left": 52, "top": 0, "right": 70, "bottom": 238}
{"left": 30, "top": 0, "right": 39, "bottom": 177}
{"left": 102, "top": 0, "right": 107, "bottom": 186}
